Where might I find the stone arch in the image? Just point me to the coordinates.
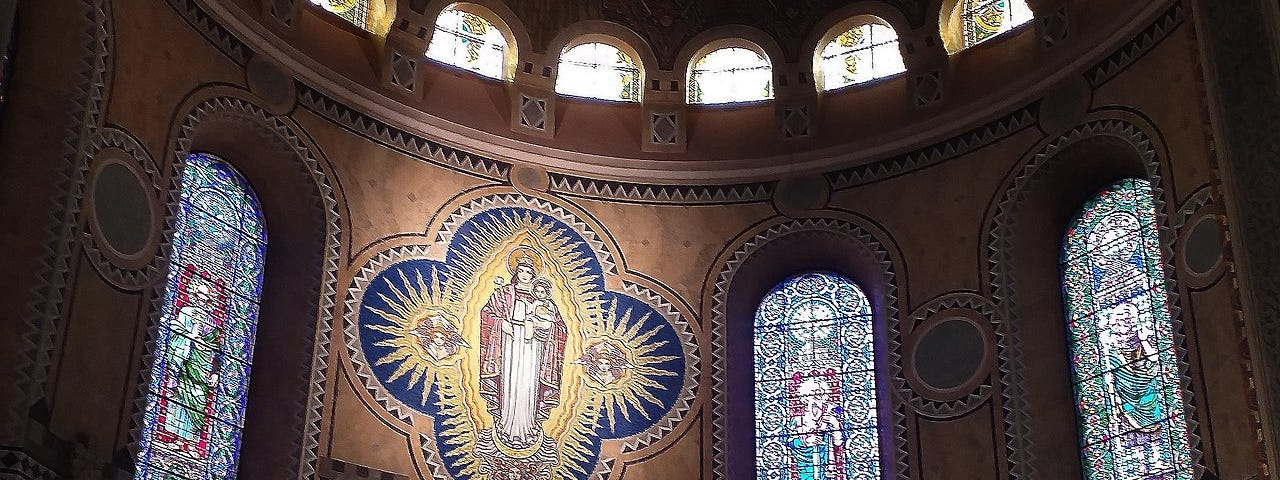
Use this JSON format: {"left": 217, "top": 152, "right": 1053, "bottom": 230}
{"left": 706, "top": 213, "right": 911, "bottom": 480}
{"left": 126, "top": 88, "right": 343, "bottom": 480}
{"left": 982, "top": 111, "right": 1203, "bottom": 479}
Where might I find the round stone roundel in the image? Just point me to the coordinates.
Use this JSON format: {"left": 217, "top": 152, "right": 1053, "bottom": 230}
{"left": 913, "top": 318, "right": 986, "bottom": 391}
{"left": 91, "top": 162, "right": 153, "bottom": 256}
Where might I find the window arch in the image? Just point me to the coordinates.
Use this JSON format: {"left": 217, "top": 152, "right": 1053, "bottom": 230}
{"left": 555, "top": 41, "right": 642, "bottom": 102}
{"left": 688, "top": 45, "right": 773, "bottom": 104}
{"left": 754, "top": 271, "right": 880, "bottom": 479}
{"left": 817, "top": 19, "right": 906, "bottom": 91}
{"left": 135, "top": 153, "right": 266, "bottom": 479}
{"left": 425, "top": 5, "right": 512, "bottom": 80}
{"left": 308, "top": 0, "right": 372, "bottom": 30}
{"left": 944, "top": 0, "right": 1033, "bottom": 51}
{"left": 1061, "top": 178, "right": 1194, "bottom": 479}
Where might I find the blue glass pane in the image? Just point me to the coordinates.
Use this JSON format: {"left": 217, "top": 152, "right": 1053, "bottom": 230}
{"left": 1061, "top": 178, "right": 1193, "bottom": 480}
{"left": 754, "top": 272, "right": 880, "bottom": 479}
{"left": 136, "top": 153, "right": 265, "bottom": 480}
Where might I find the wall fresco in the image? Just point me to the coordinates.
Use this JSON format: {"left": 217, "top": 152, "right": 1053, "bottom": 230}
{"left": 346, "top": 197, "right": 696, "bottom": 479}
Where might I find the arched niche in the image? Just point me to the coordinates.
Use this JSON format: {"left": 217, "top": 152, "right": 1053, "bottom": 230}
{"left": 713, "top": 216, "right": 908, "bottom": 480}
{"left": 984, "top": 116, "right": 1201, "bottom": 478}
{"left": 131, "top": 92, "right": 341, "bottom": 480}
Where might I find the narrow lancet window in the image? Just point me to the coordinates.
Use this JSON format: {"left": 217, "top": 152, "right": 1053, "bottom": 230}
{"left": 135, "top": 153, "right": 266, "bottom": 479}
{"left": 1062, "top": 178, "right": 1193, "bottom": 479}
{"left": 754, "top": 272, "right": 880, "bottom": 479}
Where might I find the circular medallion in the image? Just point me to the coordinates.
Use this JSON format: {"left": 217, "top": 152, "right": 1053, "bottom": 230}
{"left": 1183, "top": 215, "right": 1223, "bottom": 275}
{"left": 89, "top": 160, "right": 156, "bottom": 258}
{"left": 913, "top": 318, "right": 986, "bottom": 391}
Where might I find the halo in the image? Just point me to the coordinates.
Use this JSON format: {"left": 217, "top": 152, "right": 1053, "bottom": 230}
{"left": 506, "top": 244, "right": 543, "bottom": 277}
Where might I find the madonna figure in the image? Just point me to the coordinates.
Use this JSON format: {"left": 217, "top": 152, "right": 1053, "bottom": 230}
{"left": 479, "top": 245, "right": 568, "bottom": 446}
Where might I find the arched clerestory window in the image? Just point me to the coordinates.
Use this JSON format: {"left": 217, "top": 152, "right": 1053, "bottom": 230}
{"left": 688, "top": 45, "right": 773, "bottom": 105}
{"left": 425, "top": 4, "right": 511, "bottom": 80}
{"left": 135, "top": 153, "right": 266, "bottom": 479}
{"left": 1061, "top": 178, "right": 1194, "bottom": 479}
{"left": 555, "top": 42, "right": 642, "bottom": 102}
{"left": 754, "top": 272, "right": 880, "bottom": 479}
{"left": 956, "top": 0, "right": 1033, "bottom": 49}
{"left": 817, "top": 20, "right": 906, "bottom": 91}
{"left": 308, "top": 0, "right": 373, "bottom": 31}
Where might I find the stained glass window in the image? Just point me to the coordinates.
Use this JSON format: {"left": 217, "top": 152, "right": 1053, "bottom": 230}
{"left": 960, "top": 0, "right": 1033, "bottom": 48}
{"left": 308, "top": 0, "right": 371, "bottom": 30}
{"left": 754, "top": 272, "right": 879, "bottom": 480}
{"left": 135, "top": 153, "right": 266, "bottom": 480}
{"left": 688, "top": 46, "right": 773, "bottom": 104}
{"left": 426, "top": 6, "right": 508, "bottom": 80}
{"left": 1062, "top": 178, "right": 1193, "bottom": 480}
{"left": 819, "top": 21, "right": 906, "bottom": 91}
{"left": 555, "top": 42, "right": 641, "bottom": 102}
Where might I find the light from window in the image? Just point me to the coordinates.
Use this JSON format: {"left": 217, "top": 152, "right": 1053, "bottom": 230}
{"left": 426, "top": 7, "right": 508, "bottom": 80}
{"left": 961, "top": 0, "right": 1032, "bottom": 48}
{"left": 308, "top": 0, "right": 371, "bottom": 30}
{"left": 555, "top": 42, "right": 641, "bottom": 102}
{"left": 1061, "top": 178, "right": 1193, "bottom": 480}
{"left": 688, "top": 46, "right": 772, "bottom": 104}
{"left": 754, "top": 272, "right": 880, "bottom": 479}
{"left": 135, "top": 153, "right": 266, "bottom": 479}
{"left": 820, "top": 22, "right": 906, "bottom": 90}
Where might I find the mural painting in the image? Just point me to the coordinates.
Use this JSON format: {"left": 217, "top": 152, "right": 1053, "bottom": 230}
{"left": 347, "top": 198, "right": 695, "bottom": 479}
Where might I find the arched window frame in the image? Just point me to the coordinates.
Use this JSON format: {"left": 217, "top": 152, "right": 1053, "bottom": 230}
{"left": 813, "top": 16, "right": 907, "bottom": 92}
{"left": 753, "top": 271, "right": 883, "bottom": 480}
{"left": 134, "top": 152, "right": 266, "bottom": 480}
{"left": 425, "top": 3, "right": 518, "bottom": 81}
{"left": 554, "top": 37, "right": 645, "bottom": 103}
{"left": 940, "top": 0, "right": 1034, "bottom": 53}
{"left": 685, "top": 40, "right": 775, "bottom": 105}
{"left": 307, "top": 0, "right": 373, "bottom": 30}
{"left": 1060, "top": 177, "right": 1196, "bottom": 480}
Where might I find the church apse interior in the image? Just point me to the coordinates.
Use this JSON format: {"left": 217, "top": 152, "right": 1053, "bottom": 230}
{"left": 1, "top": 0, "right": 1279, "bottom": 479}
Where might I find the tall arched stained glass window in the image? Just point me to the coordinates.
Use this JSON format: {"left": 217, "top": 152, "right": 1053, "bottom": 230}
{"left": 136, "top": 153, "right": 266, "bottom": 479}
{"left": 308, "top": 0, "right": 372, "bottom": 30}
{"left": 556, "top": 42, "right": 641, "bottom": 102}
{"left": 754, "top": 272, "right": 879, "bottom": 480}
{"left": 426, "top": 5, "right": 509, "bottom": 80}
{"left": 819, "top": 21, "right": 906, "bottom": 91}
{"left": 1062, "top": 178, "right": 1193, "bottom": 480}
{"left": 960, "top": 0, "right": 1032, "bottom": 48}
{"left": 688, "top": 46, "right": 773, "bottom": 104}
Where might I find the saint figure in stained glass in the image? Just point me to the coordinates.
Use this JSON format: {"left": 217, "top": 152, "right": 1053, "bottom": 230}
{"left": 136, "top": 153, "right": 265, "bottom": 480}
{"left": 1062, "top": 178, "right": 1193, "bottom": 480}
{"left": 754, "top": 272, "right": 879, "bottom": 480}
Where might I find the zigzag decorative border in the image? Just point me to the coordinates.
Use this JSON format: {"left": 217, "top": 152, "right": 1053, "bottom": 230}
{"left": 708, "top": 218, "right": 911, "bottom": 480}
{"left": 77, "top": 127, "right": 166, "bottom": 291}
{"left": 342, "top": 194, "right": 698, "bottom": 479}
{"left": 124, "top": 95, "right": 342, "bottom": 480}
{"left": 297, "top": 85, "right": 511, "bottom": 181}
{"left": 13, "top": 0, "right": 111, "bottom": 446}
{"left": 546, "top": 173, "right": 773, "bottom": 205}
{"left": 0, "top": 446, "right": 58, "bottom": 480}
{"left": 165, "top": 0, "right": 253, "bottom": 64}
{"left": 1086, "top": 2, "right": 1184, "bottom": 87}
{"left": 900, "top": 292, "right": 1001, "bottom": 418}
{"left": 986, "top": 117, "right": 1204, "bottom": 479}
{"left": 826, "top": 107, "right": 1037, "bottom": 190}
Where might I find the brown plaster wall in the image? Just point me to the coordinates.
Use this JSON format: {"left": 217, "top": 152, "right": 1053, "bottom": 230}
{"left": 0, "top": 0, "right": 1266, "bottom": 479}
